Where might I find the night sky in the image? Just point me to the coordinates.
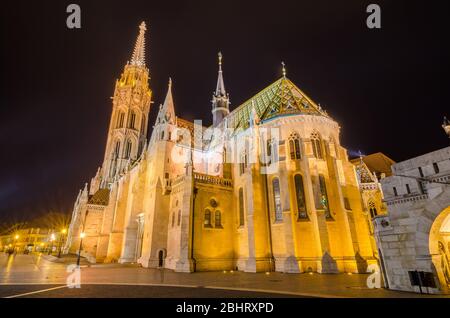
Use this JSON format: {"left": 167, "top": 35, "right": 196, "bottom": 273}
{"left": 1, "top": 0, "right": 449, "bottom": 223}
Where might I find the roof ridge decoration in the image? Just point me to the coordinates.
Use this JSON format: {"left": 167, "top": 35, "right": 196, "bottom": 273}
{"left": 224, "top": 77, "right": 329, "bottom": 131}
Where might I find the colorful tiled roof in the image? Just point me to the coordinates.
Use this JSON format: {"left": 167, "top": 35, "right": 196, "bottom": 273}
{"left": 225, "top": 77, "right": 328, "bottom": 131}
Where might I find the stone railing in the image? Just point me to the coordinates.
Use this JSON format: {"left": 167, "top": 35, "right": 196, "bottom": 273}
{"left": 385, "top": 193, "right": 429, "bottom": 206}
{"left": 194, "top": 172, "right": 233, "bottom": 188}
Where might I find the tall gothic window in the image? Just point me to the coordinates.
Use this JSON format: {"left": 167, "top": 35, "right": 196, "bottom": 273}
{"left": 177, "top": 210, "right": 181, "bottom": 226}
{"left": 240, "top": 150, "right": 247, "bottom": 175}
{"left": 315, "top": 174, "right": 331, "bottom": 219}
{"left": 117, "top": 112, "right": 125, "bottom": 128}
{"left": 114, "top": 141, "right": 121, "bottom": 158}
{"left": 215, "top": 211, "right": 222, "bottom": 228}
{"left": 129, "top": 112, "right": 136, "bottom": 129}
{"left": 204, "top": 209, "right": 212, "bottom": 227}
{"left": 311, "top": 131, "right": 323, "bottom": 159}
{"left": 140, "top": 115, "right": 146, "bottom": 134}
{"left": 171, "top": 212, "right": 175, "bottom": 227}
{"left": 294, "top": 174, "right": 308, "bottom": 220}
{"left": 272, "top": 178, "right": 282, "bottom": 221}
{"left": 238, "top": 188, "right": 245, "bottom": 226}
{"left": 125, "top": 140, "right": 132, "bottom": 158}
{"left": 368, "top": 200, "right": 377, "bottom": 218}
{"left": 289, "top": 132, "right": 301, "bottom": 160}
{"left": 266, "top": 138, "right": 278, "bottom": 165}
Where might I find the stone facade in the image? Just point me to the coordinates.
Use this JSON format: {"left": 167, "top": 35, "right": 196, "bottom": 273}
{"left": 65, "top": 22, "right": 384, "bottom": 274}
{"left": 376, "top": 146, "right": 450, "bottom": 294}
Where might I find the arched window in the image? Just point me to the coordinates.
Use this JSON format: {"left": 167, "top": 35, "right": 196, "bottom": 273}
{"left": 171, "top": 212, "right": 175, "bottom": 227}
{"left": 238, "top": 188, "right": 245, "bottom": 226}
{"left": 289, "top": 132, "right": 301, "bottom": 160}
{"left": 140, "top": 116, "right": 146, "bottom": 134}
{"left": 272, "top": 178, "right": 282, "bottom": 221}
{"left": 240, "top": 150, "right": 247, "bottom": 175}
{"left": 204, "top": 209, "right": 212, "bottom": 227}
{"left": 117, "top": 112, "right": 125, "bottom": 128}
{"left": 294, "top": 174, "right": 308, "bottom": 220}
{"left": 138, "top": 141, "right": 143, "bottom": 156}
{"left": 114, "top": 140, "right": 121, "bottom": 158}
{"left": 311, "top": 131, "right": 323, "bottom": 159}
{"left": 129, "top": 112, "right": 136, "bottom": 129}
{"left": 177, "top": 210, "right": 181, "bottom": 226}
{"left": 125, "top": 140, "right": 132, "bottom": 158}
{"left": 314, "top": 174, "right": 331, "bottom": 219}
{"left": 266, "top": 138, "right": 279, "bottom": 164}
{"left": 215, "top": 211, "right": 222, "bottom": 228}
{"left": 368, "top": 200, "right": 377, "bottom": 218}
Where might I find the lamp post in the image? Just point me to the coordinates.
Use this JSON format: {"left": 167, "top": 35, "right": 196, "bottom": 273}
{"left": 76, "top": 232, "right": 85, "bottom": 266}
{"left": 57, "top": 228, "right": 67, "bottom": 258}
{"left": 13, "top": 235, "right": 19, "bottom": 254}
{"left": 48, "top": 233, "right": 55, "bottom": 255}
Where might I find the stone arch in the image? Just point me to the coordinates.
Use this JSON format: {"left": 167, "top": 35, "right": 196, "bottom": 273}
{"left": 156, "top": 248, "right": 167, "bottom": 268}
{"left": 429, "top": 206, "right": 450, "bottom": 292}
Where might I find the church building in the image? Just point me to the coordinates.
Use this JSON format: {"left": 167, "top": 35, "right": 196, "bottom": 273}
{"left": 66, "top": 22, "right": 384, "bottom": 273}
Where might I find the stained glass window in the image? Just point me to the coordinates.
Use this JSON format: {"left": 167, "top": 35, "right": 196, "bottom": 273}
{"left": 272, "top": 178, "right": 282, "bottom": 221}
{"left": 294, "top": 174, "right": 308, "bottom": 220}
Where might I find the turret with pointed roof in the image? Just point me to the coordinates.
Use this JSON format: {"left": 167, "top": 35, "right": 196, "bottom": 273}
{"left": 156, "top": 78, "right": 175, "bottom": 125}
{"left": 212, "top": 52, "right": 230, "bottom": 127}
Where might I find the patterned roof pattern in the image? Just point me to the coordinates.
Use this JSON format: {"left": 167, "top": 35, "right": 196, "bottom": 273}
{"left": 88, "top": 188, "right": 110, "bottom": 206}
{"left": 225, "top": 77, "right": 328, "bottom": 131}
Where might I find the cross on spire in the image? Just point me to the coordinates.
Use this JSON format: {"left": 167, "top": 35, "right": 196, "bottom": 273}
{"left": 130, "top": 21, "right": 147, "bottom": 67}
{"left": 281, "top": 61, "right": 286, "bottom": 78}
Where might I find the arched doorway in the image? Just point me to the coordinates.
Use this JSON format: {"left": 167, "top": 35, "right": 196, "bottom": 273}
{"left": 157, "top": 249, "right": 166, "bottom": 268}
{"left": 429, "top": 206, "right": 450, "bottom": 293}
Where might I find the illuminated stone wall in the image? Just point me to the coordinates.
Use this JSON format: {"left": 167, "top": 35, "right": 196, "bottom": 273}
{"left": 376, "top": 146, "right": 450, "bottom": 294}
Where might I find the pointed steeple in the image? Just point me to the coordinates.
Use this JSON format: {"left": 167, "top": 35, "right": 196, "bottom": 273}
{"left": 212, "top": 52, "right": 230, "bottom": 127}
{"left": 130, "top": 22, "right": 147, "bottom": 67}
{"left": 156, "top": 78, "right": 175, "bottom": 125}
{"left": 215, "top": 52, "right": 226, "bottom": 96}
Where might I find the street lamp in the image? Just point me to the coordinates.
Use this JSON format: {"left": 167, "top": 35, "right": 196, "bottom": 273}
{"left": 13, "top": 235, "right": 19, "bottom": 254}
{"left": 76, "top": 232, "right": 85, "bottom": 266}
{"left": 57, "top": 228, "right": 67, "bottom": 258}
{"left": 48, "top": 233, "right": 56, "bottom": 255}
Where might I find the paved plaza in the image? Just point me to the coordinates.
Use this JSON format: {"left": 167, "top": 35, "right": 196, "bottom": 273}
{"left": 0, "top": 254, "right": 447, "bottom": 298}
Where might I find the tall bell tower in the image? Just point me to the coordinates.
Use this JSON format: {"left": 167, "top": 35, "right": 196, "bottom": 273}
{"left": 100, "top": 22, "right": 152, "bottom": 188}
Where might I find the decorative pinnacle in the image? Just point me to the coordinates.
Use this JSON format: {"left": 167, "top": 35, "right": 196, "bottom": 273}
{"left": 218, "top": 52, "right": 223, "bottom": 71}
{"left": 168, "top": 77, "right": 172, "bottom": 88}
{"left": 130, "top": 21, "right": 147, "bottom": 67}
{"left": 281, "top": 61, "right": 286, "bottom": 78}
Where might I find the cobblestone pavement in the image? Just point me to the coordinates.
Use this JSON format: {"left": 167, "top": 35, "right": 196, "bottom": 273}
{"left": 0, "top": 253, "right": 448, "bottom": 298}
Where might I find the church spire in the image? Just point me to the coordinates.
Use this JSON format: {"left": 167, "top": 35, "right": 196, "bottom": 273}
{"left": 215, "top": 52, "right": 226, "bottom": 96}
{"left": 212, "top": 52, "right": 230, "bottom": 127}
{"left": 130, "top": 22, "right": 147, "bottom": 67}
{"left": 156, "top": 77, "right": 175, "bottom": 125}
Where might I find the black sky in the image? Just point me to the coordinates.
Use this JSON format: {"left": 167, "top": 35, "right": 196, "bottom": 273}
{"left": 0, "top": 0, "right": 449, "bottom": 223}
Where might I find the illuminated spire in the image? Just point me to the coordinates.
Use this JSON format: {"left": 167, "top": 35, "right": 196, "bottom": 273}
{"left": 157, "top": 77, "right": 175, "bottom": 125}
{"left": 215, "top": 52, "right": 226, "bottom": 96}
{"left": 130, "top": 22, "right": 147, "bottom": 67}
